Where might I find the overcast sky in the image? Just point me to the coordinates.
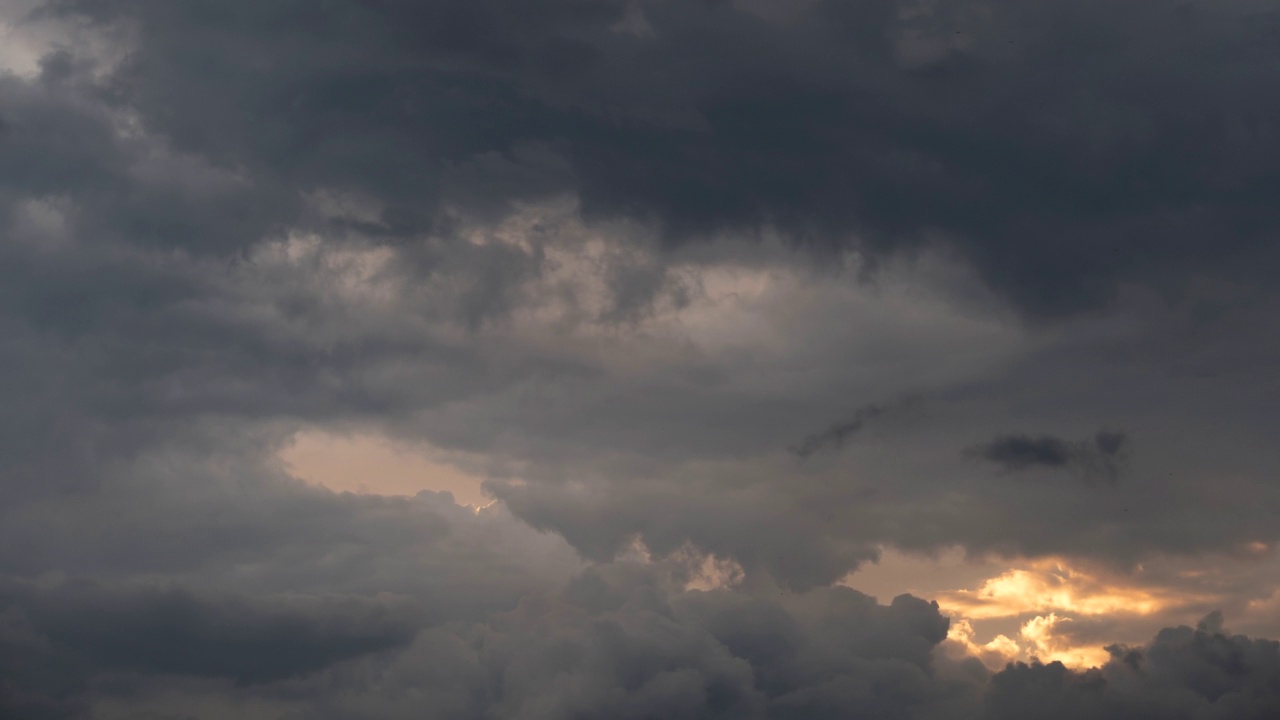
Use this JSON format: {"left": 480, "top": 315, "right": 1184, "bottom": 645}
{"left": 2, "top": 1, "right": 1280, "bottom": 718}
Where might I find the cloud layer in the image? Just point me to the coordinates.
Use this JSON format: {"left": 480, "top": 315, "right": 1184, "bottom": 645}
{"left": 2, "top": 0, "right": 1279, "bottom": 717}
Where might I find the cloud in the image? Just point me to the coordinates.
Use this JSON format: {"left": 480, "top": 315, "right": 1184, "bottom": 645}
{"left": 0, "top": 2, "right": 1278, "bottom": 716}
{"left": 5, "top": 563, "right": 973, "bottom": 720}
{"left": 967, "top": 430, "right": 1130, "bottom": 483}
{"left": 936, "top": 559, "right": 1177, "bottom": 622}
{"left": 0, "top": 0, "right": 1276, "bottom": 588}
{"left": 986, "top": 615, "right": 1280, "bottom": 720}
{"left": 2, "top": 580, "right": 419, "bottom": 685}
{"left": 35, "top": 0, "right": 1280, "bottom": 319}
{"left": 973, "top": 435, "right": 1075, "bottom": 469}
{"left": 7, "top": 556, "right": 1280, "bottom": 720}
{"left": 789, "top": 403, "right": 889, "bottom": 458}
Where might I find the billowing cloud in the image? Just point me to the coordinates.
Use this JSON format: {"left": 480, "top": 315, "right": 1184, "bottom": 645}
{"left": 1, "top": 0, "right": 1279, "bottom": 716}
{"left": 986, "top": 615, "right": 1280, "bottom": 720}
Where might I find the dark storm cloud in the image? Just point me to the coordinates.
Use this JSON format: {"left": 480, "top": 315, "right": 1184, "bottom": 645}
{"left": 37, "top": 0, "right": 1280, "bottom": 317}
{"left": 1, "top": 1, "right": 1280, "bottom": 716}
{"left": 8, "top": 560, "right": 1279, "bottom": 720}
{"left": 789, "top": 403, "right": 889, "bottom": 458}
{"left": 2, "top": 580, "right": 418, "bottom": 684}
{"left": 968, "top": 430, "right": 1129, "bottom": 483}
{"left": 3, "top": 0, "right": 1276, "bottom": 583}
{"left": 1, "top": 563, "right": 974, "bottom": 719}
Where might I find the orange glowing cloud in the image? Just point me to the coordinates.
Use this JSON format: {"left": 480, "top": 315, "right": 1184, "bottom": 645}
{"left": 944, "top": 612, "right": 1113, "bottom": 670}
{"left": 921, "top": 556, "right": 1231, "bottom": 670}
{"left": 945, "top": 618, "right": 1020, "bottom": 668}
{"left": 932, "top": 558, "right": 1213, "bottom": 669}
{"left": 850, "top": 546, "right": 1280, "bottom": 671}
{"left": 1016, "top": 613, "right": 1113, "bottom": 668}
{"left": 934, "top": 559, "right": 1193, "bottom": 620}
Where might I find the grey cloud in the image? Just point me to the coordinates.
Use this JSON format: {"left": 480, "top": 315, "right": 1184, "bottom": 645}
{"left": 986, "top": 614, "right": 1280, "bottom": 720}
{"left": 3, "top": 1, "right": 1262, "bottom": 589}
{"left": 2, "top": 580, "right": 418, "bottom": 685}
{"left": 37, "top": 0, "right": 1280, "bottom": 318}
{"left": 789, "top": 403, "right": 889, "bottom": 458}
{"left": 974, "top": 435, "right": 1074, "bottom": 469}
{"left": 0, "top": 2, "right": 1279, "bottom": 715}
{"left": 967, "top": 430, "right": 1130, "bottom": 483}
{"left": 73, "top": 564, "right": 974, "bottom": 720}
{"left": 9, "top": 559, "right": 1279, "bottom": 720}
{"left": 0, "top": 458, "right": 583, "bottom": 617}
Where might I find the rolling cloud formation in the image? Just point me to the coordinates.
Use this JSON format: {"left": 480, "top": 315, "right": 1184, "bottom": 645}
{"left": 1, "top": 0, "right": 1279, "bottom": 717}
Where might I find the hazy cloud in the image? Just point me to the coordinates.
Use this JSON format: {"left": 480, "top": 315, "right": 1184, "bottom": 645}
{"left": 789, "top": 403, "right": 890, "bottom": 458}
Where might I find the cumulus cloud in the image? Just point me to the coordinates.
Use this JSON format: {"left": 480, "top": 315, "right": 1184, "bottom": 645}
{"left": 3, "top": 561, "right": 968, "bottom": 719}
{"left": 7, "top": 557, "right": 1280, "bottom": 720}
{"left": 0, "top": 0, "right": 1279, "bottom": 716}
{"left": 986, "top": 615, "right": 1280, "bottom": 720}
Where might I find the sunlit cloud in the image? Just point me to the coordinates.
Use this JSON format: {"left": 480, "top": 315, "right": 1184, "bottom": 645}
{"left": 934, "top": 559, "right": 1189, "bottom": 620}
{"left": 846, "top": 550, "right": 1280, "bottom": 670}
{"left": 944, "top": 611, "right": 1113, "bottom": 670}
{"left": 945, "top": 618, "right": 1020, "bottom": 668}
{"left": 1016, "top": 613, "right": 1113, "bottom": 668}
{"left": 931, "top": 558, "right": 1230, "bottom": 668}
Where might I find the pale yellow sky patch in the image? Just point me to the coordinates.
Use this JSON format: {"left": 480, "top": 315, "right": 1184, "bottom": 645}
{"left": 281, "top": 430, "right": 490, "bottom": 507}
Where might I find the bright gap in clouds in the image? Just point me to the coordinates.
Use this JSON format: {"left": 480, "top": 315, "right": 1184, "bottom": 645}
{"left": 844, "top": 545, "right": 1280, "bottom": 671}
{"left": 282, "top": 430, "right": 491, "bottom": 508}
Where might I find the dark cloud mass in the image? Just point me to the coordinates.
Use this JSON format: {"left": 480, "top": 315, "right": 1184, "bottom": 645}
{"left": 978, "top": 434, "right": 1076, "bottom": 469}
{"left": 4, "top": 580, "right": 418, "bottom": 684}
{"left": 39, "top": 0, "right": 1280, "bottom": 315}
{"left": 968, "top": 430, "right": 1130, "bottom": 482}
{"left": 1, "top": 0, "right": 1280, "bottom": 716}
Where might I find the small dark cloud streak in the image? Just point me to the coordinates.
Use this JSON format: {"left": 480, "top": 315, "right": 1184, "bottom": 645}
{"left": 968, "top": 430, "right": 1130, "bottom": 483}
{"left": 789, "top": 404, "right": 889, "bottom": 458}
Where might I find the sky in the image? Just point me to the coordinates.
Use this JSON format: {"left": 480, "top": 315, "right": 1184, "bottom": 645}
{"left": 1, "top": 1, "right": 1280, "bottom": 718}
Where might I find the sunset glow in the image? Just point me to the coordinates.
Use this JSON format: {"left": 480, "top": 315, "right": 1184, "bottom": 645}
{"left": 937, "top": 561, "right": 1176, "bottom": 620}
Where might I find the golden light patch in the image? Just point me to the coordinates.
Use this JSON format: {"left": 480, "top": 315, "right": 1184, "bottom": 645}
{"left": 282, "top": 430, "right": 490, "bottom": 507}
{"left": 847, "top": 549, "right": 1257, "bottom": 671}
{"left": 935, "top": 553, "right": 1280, "bottom": 669}
{"left": 931, "top": 559, "right": 1213, "bottom": 669}
{"left": 944, "top": 611, "right": 1112, "bottom": 670}
{"left": 1017, "top": 613, "right": 1112, "bottom": 668}
{"left": 946, "top": 618, "right": 1020, "bottom": 668}
{"left": 935, "top": 559, "right": 1177, "bottom": 620}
